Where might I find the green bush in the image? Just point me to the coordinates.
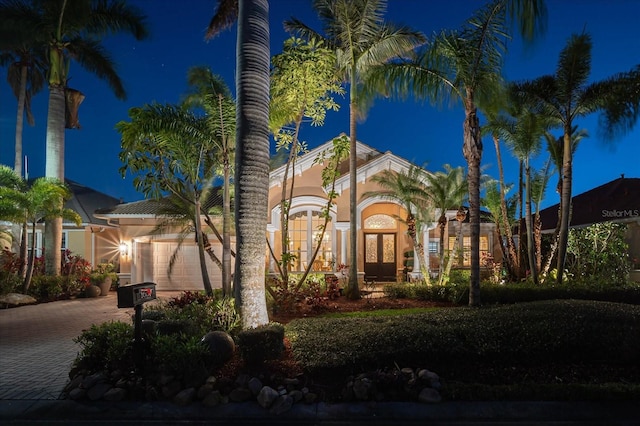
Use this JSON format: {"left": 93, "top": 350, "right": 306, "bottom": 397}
{"left": 382, "top": 282, "right": 414, "bottom": 299}
{"left": 27, "top": 275, "right": 64, "bottom": 301}
{"left": 286, "top": 300, "right": 640, "bottom": 375}
{"left": 236, "top": 323, "right": 285, "bottom": 365}
{"left": 150, "top": 333, "right": 209, "bottom": 379}
{"left": 0, "top": 270, "right": 22, "bottom": 295}
{"left": 73, "top": 321, "right": 134, "bottom": 372}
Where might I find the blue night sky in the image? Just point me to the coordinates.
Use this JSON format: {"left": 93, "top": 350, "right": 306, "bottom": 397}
{"left": 0, "top": 0, "right": 638, "bottom": 208}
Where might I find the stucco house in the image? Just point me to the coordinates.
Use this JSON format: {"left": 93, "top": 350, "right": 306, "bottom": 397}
{"left": 36, "top": 137, "right": 503, "bottom": 291}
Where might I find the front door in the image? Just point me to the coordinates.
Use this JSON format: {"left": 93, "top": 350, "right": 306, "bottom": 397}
{"left": 364, "top": 233, "right": 396, "bottom": 281}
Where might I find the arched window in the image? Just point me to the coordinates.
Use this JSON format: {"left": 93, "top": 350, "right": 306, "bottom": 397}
{"left": 364, "top": 214, "right": 397, "bottom": 230}
{"left": 288, "top": 209, "right": 333, "bottom": 271}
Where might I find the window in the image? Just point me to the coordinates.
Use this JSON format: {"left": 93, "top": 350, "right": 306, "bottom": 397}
{"left": 288, "top": 210, "right": 333, "bottom": 271}
{"left": 448, "top": 235, "right": 489, "bottom": 266}
{"left": 428, "top": 240, "right": 439, "bottom": 254}
{"left": 26, "top": 230, "right": 69, "bottom": 258}
{"left": 364, "top": 214, "right": 396, "bottom": 229}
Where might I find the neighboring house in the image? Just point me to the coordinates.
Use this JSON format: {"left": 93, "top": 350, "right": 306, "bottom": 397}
{"left": 54, "top": 137, "right": 503, "bottom": 291}
{"left": 26, "top": 179, "right": 123, "bottom": 268}
{"left": 537, "top": 176, "right": 640, "bottom": 280}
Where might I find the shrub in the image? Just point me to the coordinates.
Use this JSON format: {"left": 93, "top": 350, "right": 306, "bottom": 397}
{"left": 211, "top": 297, "right": 241, "bottom": 334}
{"left": 0, "top": 270, "right": 22, "bottom": 295}
{"left": 150, "top": 333, "right": 209, "bottom": 379}
{"left": 236, "top": 323, "right": 285, "bottom": 365}
{"left": 73, "top": 321, "right": 134, "bottom": 372}
{"left": 27, "top": 275, "right": 64, "bottom": 301}
{"left": 285, "top": 300, "right": 640, "bottom": 376}
{"left": 382, "top": 282, "right": 414, "bottom": 299}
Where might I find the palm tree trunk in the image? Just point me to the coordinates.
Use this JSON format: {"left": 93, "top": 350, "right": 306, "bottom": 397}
{"left": 234, "top": 0, "right": 270, "bottom": 329}
{"left": 347, "top": 65, "right": 360, "bottom": 300}
{"left": 44, "top": 84, "right": 65, "bottom": 275}
{"left": 492, "top": 134, "right": 518, "bottom": 279}
{"left": 194, "top": 199, "right": 214, "bottom": 296}
{"left": 14, "top": 65, "right": 27, "bottom": 178}
{"left": 463, "top": 105, "right": 481, "bottom": 307}
{"left": 556, "top": 128, "right": 573, "bottom": 284}
{"left": 222, "top": 145, "right": 232, "bottom": 297}
{"left": 22, "top": 223, "right": 37, "bottom": 292}
{"left": 524, "top": 160, "right": 538, "bottom": 284}
{"left": 438, "top": 216, "right": 446, "bottom": 277}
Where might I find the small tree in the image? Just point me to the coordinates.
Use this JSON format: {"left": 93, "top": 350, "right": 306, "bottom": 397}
{"left": 268, "top": 36, "right": 343, "bottom": 288}
{"left": 566, "top": 222, "right": 630, "bottom": 285}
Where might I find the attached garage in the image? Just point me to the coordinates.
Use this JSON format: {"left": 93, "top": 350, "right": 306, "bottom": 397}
{"left": 151, "top": 242, "right": 222, "bottom": 291}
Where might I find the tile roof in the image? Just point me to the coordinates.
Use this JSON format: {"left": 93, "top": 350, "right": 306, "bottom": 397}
{"left": 538, "top": 177, "right": 640, "bottom": 231}
{"left": 95, "top": 190, "right": 223, "bottom": 217}
{"left": 63, "top": 180, "right": 122, "bottom": 226}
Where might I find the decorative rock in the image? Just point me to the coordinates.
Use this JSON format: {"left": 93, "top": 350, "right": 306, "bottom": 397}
{"left": 157, "top": 373, "right": 175, "bottom": 386}
{"left": 269, "top": 395, "right": 293, "bottom": 415}
{"left": 229, "top": 387, "right": 253, "bottom": 402}
{"left": 289, "top": 389, "right": 303, "bottom": 403}
{"left": 201, "top": 331, "right": 235, "bottom": 365}
{"left": 205, "top": 376, "right": 218, "bottom": 386}
{"left": 418, "top": 369, "right": 439, "bottom": 381}
{"left": 353, "top": 377, "right": 373, "bottom": 401}
{"left": 87, "top": 382, "right": 112, "bottom": 401}
{"left": 68, "top": 387, "right": 86, "bottom": 400}
{"left": 248, "top": 377, "right": 263, "bottom": 396}
{"left": 0, "top": 293, "right": 36, "bottom": 306}
{"left": 234, "top": 374, "right": 250, "bottom": 388}
{"left": 64, "top": 375, "right": 83, "bottom": 392}
{"left": 418, "top": 387, "right": 442, "bottom": 404}
{"left": 161, "top": 380, "right": 182, "bottom": 398}
{"left": 197, "top": 383, "right": 214, "bottom": 400}
{"left": 202, "top": 390, "right": 223, "bottom": 407}
{"left": 103, "top": 387, "right": 127, "bottom": 401}
{"left": 173, "top": 387, "right": 196, "bottom": 406}
{"left": 257, "top": 386, "right": 279, "bottom": 408}
{"left": 82, "top": 373, "right": 106, "bottom": 389}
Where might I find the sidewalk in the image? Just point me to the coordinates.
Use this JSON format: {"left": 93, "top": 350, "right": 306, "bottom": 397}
{"left": 1, "top": 293, "right": 639, "bottom": 425}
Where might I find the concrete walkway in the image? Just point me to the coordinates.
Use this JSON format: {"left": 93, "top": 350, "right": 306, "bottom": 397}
{"left": 1, "top": 292, "right": 639, "bottom": 425}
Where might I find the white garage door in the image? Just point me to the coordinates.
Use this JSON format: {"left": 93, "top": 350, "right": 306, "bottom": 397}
{"left": 152, "top": 242, "right": 222, "bottom": 291}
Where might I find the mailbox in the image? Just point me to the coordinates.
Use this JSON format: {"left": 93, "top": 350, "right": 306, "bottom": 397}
{"left": 117, "top": 282, "right": 156, "bottom": 308}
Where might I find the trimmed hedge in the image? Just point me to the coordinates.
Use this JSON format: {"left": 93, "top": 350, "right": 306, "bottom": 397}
{"left": 285, "top": 300, "right": 640, "bottom": 375}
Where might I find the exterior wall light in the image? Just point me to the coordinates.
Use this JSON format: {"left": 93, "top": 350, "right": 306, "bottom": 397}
{"left": 119, "top": 242, "right": 129, "bottom": 256}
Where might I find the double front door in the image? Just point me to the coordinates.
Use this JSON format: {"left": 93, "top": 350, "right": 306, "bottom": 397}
{"left": 364, "top": 233, "right": 396, "bottom": 281}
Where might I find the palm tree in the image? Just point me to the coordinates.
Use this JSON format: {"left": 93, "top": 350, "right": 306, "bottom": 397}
{"left": 423, "top": 164, "right": 467, "bottom": 281}
{"left": 512, "top": 33, "right": 640, "bottom": 283}
{"left": 362, "top": 165, "right": 432, "bottom": 283}
{"left": 364, "top": 0, "right": 546, "bottom": 306}
{"left": 0, "top": 166, "right": 80, "bottom": 292}
{"left": 182, "top": 66, "right": 236, "bottom": 297}
{"left": 207, "top": 0, "right": 270, "bottom": 328}
{"left": 0, "top": 2, "right": 47, "bottom": 179}
{"left": 1, "top": 0, "right": 149, "bottom": 275}
{"left": 284, "top": 0, "right": 426, "bottom": 299}
{"left": 118, "top": 103, "right": 223, "bottom": 296}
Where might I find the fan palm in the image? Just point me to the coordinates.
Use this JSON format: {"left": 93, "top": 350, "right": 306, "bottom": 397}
{"left": 284, "top": 0, "right": 426, "bottom": 299}
{"left": 511, "top": 32, "right": 640, "bottom": 283}
{"left": 364, "top": 0, "right": 546, "bottom": 305}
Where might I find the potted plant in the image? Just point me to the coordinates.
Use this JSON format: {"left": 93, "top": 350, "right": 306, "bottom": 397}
{"left": 89, "top": 263, "right": 118, "bottom": 296}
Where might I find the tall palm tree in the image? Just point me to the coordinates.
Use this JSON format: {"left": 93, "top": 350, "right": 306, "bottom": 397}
{"left": 182, "top": 66, "right": 236, "bottom": 297}
{"left": 207, "top": 0, "right": 270, "bottom": 328}
{"left": 362, "top": 165, "right": 432, "bottom": 282}
{"left": 1, "top": 0, "right": 149, "bottom": 275}
{"left": 0, "top": 166, "right": 80, "bottom": 292}
{"left": 365, "top": 0, "right": 546, "bottom": 306}
{"left": 423, "top": 164, "right": 467, "bottom": 279}
{"left": 512, "top": 33, "right": 640, "bottom": 283}
{"left": 284, "top": 0, "right": 426, "bottom": 299}
{"left": 0, "top": 1, "right": 47, "bottom": 179}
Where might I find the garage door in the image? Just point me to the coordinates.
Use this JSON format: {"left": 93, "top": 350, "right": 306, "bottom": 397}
{"left": 153, "top": 242, "right": 222, "bottom": 291}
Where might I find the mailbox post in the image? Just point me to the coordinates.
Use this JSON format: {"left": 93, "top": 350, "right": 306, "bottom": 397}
{"left": 117, "top": 282, "right": 157, "bottom": 373}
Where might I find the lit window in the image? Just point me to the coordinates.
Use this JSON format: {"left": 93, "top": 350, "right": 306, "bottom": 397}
{"left": 364, "top": 214, "right": 396, "bottom": 229}
{"left": 448, "top": 236, "right": 489, "bottom": 266}
{"left": 288, "top": 209, "right": 333, "bottom": 271}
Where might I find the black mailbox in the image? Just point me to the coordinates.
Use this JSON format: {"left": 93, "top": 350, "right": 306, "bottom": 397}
{"left": 117, "top": 282, "right": 156, "bottom": 308}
